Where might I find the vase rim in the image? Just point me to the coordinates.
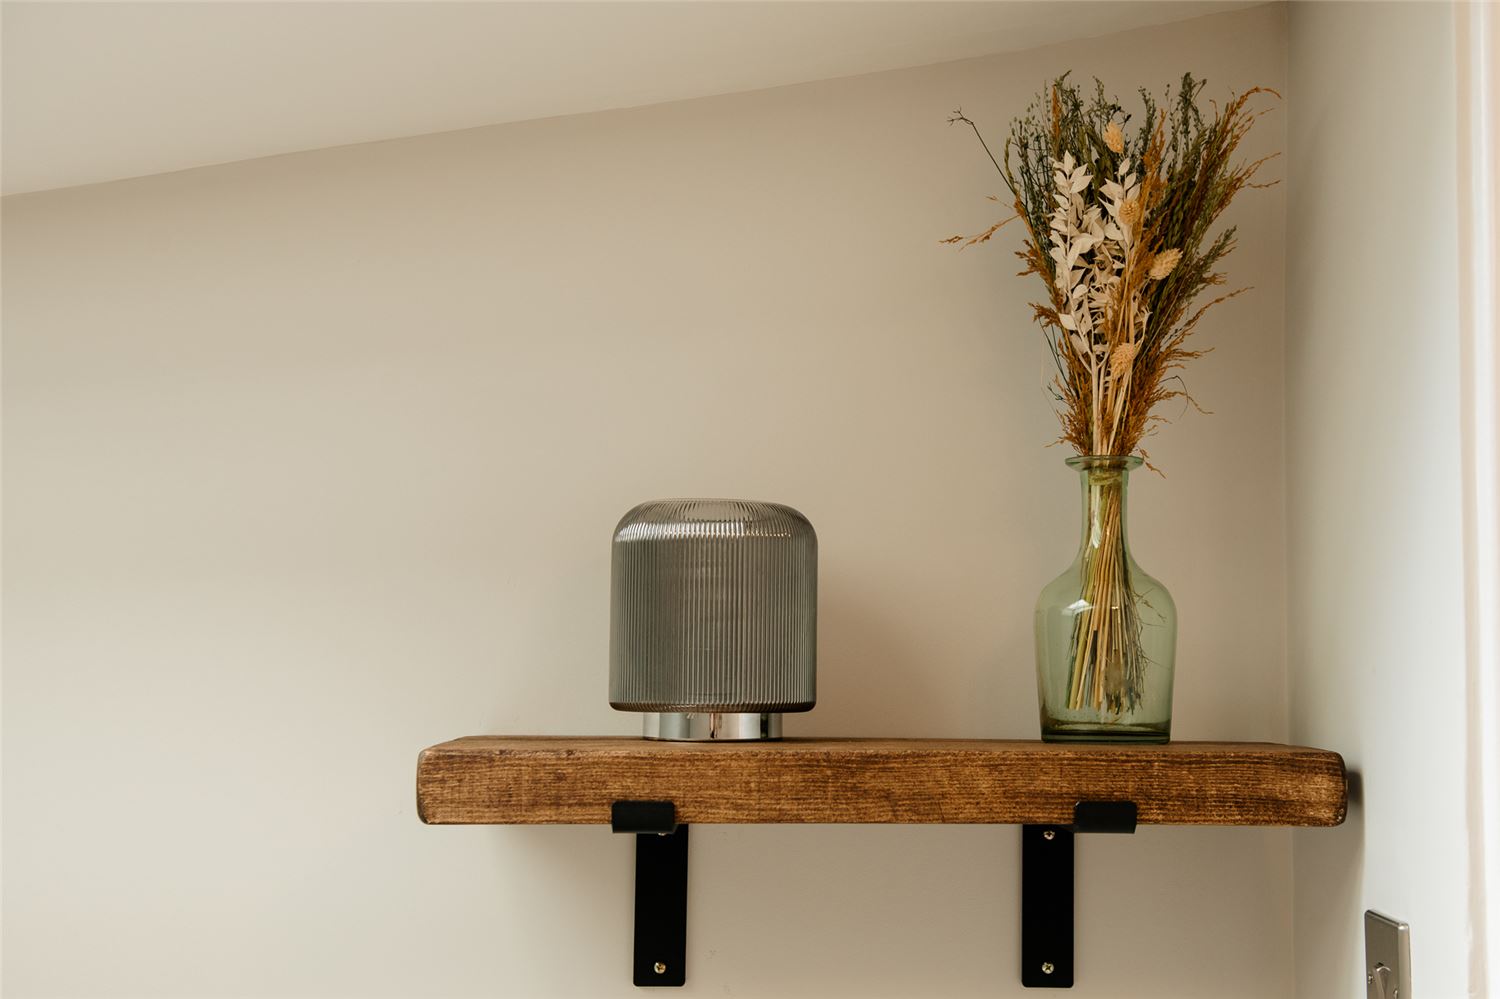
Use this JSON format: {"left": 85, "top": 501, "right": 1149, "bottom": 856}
{"left": 1065, "top": 454, "right": 1144, "bottom": 470}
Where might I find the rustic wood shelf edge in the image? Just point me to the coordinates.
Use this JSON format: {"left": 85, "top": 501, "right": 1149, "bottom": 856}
{"left": 415, "top": 736, "right": 1348, "bottom": 827}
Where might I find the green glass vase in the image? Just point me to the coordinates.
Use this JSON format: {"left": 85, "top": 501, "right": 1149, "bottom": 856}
{"left": 1034, "top": 455, "right": 1176, "bottom": 742}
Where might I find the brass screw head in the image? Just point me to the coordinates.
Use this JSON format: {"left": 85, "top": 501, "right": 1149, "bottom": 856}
{"left": 653, "top": 962, "right": 667, "bottom": 975}
{"left": 1043, "top": 830, "right": 1056, "bottom": 841}
{"left": 1042, "top": 963, "right": 1055, "bottom": 975}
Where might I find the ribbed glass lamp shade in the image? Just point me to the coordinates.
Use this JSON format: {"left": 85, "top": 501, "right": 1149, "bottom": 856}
{"left": 609, "top": 499, "right": 817, "bottom": 726}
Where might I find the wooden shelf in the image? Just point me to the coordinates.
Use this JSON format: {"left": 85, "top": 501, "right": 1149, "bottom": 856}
{"left": 416, "top": 737, "right": 1347, "bottom": 828}
{"left": 417, "top": 736, "right": 1348, "bottom": 989}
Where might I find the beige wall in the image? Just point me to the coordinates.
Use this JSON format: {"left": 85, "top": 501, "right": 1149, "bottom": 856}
{"left": 1285, "top": 3, "right": 1471, "bottom": 997}
{"left": 2, "top": 6, "right": 1289, "bottom": 996}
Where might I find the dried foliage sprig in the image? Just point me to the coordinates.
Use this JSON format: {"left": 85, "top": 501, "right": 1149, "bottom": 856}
{"left": 946, "top": 73, "right": 1278, "bottom": 461}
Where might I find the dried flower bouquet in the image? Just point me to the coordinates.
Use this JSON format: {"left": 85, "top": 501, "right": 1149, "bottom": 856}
{"left": 949, "top": 74, "right": 1276, "bottom": 718}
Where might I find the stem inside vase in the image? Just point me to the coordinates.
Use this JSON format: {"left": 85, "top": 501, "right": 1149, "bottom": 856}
{"left": 1067, "top": 468, "right": 1148, "bottom": 714}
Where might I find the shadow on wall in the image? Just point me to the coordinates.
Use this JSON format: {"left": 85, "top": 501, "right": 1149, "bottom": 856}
{"left": 1294, "top": 769, "right": 1366, "bottom": 997}
{"left": 798, "top": 566, "right": 1037, "bottom": 740}
{"left": 792, "top": 583, "right": 948, "bottom": 738}
{"left": 484, "top": 826, "right": 635, "bottom": 983}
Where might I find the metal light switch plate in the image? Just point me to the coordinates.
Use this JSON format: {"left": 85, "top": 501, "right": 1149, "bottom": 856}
{"left": 1365, "top": 910, "right": 1411, "bottom": 999}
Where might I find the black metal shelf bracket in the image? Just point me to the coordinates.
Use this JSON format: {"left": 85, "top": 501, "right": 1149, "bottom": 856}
{"left": 1021, "top": 800, "right": 1138, "bottom": 989}
{"left": 607, "top": 797, "right": 1133, "bottom": 990}
{"left": 612, "top": 801, "right": 688, "bottom": 988}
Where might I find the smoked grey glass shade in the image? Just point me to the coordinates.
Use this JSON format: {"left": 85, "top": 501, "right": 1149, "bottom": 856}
{"left": 609, "top": 499, "right": 817, "bottom": 714}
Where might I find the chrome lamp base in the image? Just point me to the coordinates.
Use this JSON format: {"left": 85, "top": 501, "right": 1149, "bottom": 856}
{"left": 642, "top": 711, "right": 782, "bottom": 741}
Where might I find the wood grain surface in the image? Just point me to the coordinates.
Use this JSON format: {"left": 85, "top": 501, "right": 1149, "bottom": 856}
{"left": 416, "top": 737, "right": 1346, "bottom": 827}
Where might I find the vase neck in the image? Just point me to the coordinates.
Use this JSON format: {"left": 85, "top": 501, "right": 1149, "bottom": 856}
{"left": 1075, "top": 460, "right": 1133, "bottom": 558}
